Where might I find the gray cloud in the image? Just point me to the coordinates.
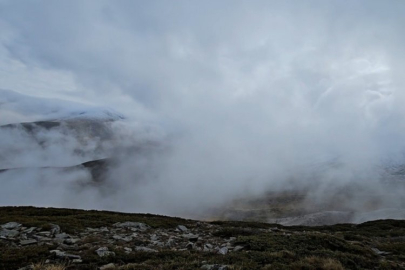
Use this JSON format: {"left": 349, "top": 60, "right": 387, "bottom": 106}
{"left": 1, "top": 0, "right": 405, "bottom": 220}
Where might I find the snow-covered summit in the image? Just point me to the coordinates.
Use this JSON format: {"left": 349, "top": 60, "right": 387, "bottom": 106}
{"left": 0, "top": 89, "right": 125, "bottom": 125}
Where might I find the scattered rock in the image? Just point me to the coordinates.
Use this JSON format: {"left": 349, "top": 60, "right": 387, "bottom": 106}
{"left": 371, "top": 247, "right": 391, "bottom": 255}
{"left": 50, "top": 249, "right": 65, "bottom": 257}
{"left": 96, "top": 247, "right": 115, "bottom": 257}
{"left": 20, "top": 239, "right": 37, "bottom": 246}
{"left": 183, "top": 233, "right": 199, "bottom": 242}
{"left": 201, "top": 264, "right": 228, "bottom": 270}
{"left": 0, "top": 229, "right": 19, "bottom": 238}
{"left": 54, "top": 233, "right": 69, "bottom": 239}
{"left": 135, "top": 246, "right": 158, "bottom": 252}
{"left": 0, "top": 219, "right": 249, "bottom": 267}
{"left": 23, "top": 227, "right": 37, "bottom": 234}
{"left": 113, "top": 235, "right": 133, "bottom": 242}
{"left": 2, "top": 222, "right": 22, "bottom": 230}
{"left": 113, "top": 222, "right": 150, "bottom": 231}
{"left": 64, "top": 238, "right": 80, "bottom": 245}
{"left": 177, "top": 225, "right": 188, "bottom": 232}
{"left": 50, "top": 250, "right": 81, "bottom": 259}
{"left": 50, "top": 224, "right": 61, "bottom": 235}
{"left": 218, "top": 247, "right": 228, "bottom": 255}
{"left": 166, "top": 238, "right": 176, "bottom": 247}
{"left": 100, "top": 263, "right": 115, "bottom": 270}
{"left": 233, "top": 245, "right": 244, "bottom": 252}
{"left": 186, "top": 242, "right": 194, "bottom": 250}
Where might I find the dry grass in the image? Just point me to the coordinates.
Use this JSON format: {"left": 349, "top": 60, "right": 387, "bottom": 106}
{"left": 291, "top": 256, "right": 344, "bottom": 270}
{"left": 33, "top": 263, "right": 66, "bottom": 270}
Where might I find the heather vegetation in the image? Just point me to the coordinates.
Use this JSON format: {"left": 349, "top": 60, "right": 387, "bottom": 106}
{"left": 1, "top": 207, "right": 404, "bottom": 269}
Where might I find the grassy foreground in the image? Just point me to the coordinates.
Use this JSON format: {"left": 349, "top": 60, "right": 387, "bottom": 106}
{"left": 0, "top": 206, "right": 404, "bottom": 269}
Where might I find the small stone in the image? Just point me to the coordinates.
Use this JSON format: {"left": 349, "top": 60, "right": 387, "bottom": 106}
{"left": 50, "top": 250, "right": 66, "bottom": 257}
{"left": 201, "top": 265, "right": 228, "bottom": 270}
{"left": 371, "top": 247, "right": 391, "bottom": 255}
{"left": 72, "top": 259, "right": 83, "bottom": 263}
{"left": 23, "top": 227, "right": 37, "bottom": 234}
{"left": 124, "top": 247, "right": 132, "bottom": 254}
{"left": 66, "top": 253, "right": 81, "bottom": 259}
{"left": 112, "top": 235, "right": 123, "bottom": 240}
{"left": 1, "top": 222, "right": 22, "bottom": 230}
{"left": 100, "top": 263, "right": 115, "bottom": 270}
{"left": 20, "top": 239, "right": 37, "bottom": 246}
{"left": 50, "top": 249, "right": 80, "bottom": 259}
{"left": 177, "top": 225, "right": 188, "bottom": 232}
{"left": 54, "top": 233, "right": 69, "bottom": 239}
{"left": 64, "top": 238, "right": 80, "bottom": 245}
{"left": 218, "top": 247, "right": 228, "bottom": 255}
{"left": 183, "top": 233, "right": 199, "bottom": 242}
{"left": 151, "top": 240, "right": 165, "bottom": 247}
{"left": 166, "top": 238, "right": 176, "bottom": 247}
{"left": 233, "top": 245, "right": 244, "bottom": 252}
{"left": 96, "top": 247, "right": 115, "bottom": 257}
{"left": 122, "top": 236, "right": 133, "bottom": 242}
{"left": 58, "top": 243, "right": 80, "bottom": 251}
{"left": 186, "top": 242, "right": 194, "bottom": 250}
{"left": 135, "top": 246, "right": 158, "bottom": 252}
{"left": 203, "top": 243, "right": 213, "bottom": 251}
{"left": 50, "top": 224, "right": 61, "bottom": 235}
{"left": 99, "top": 227, "right": 109, "bottom": 232}
{"left": 33, "top": 235, "right": 53, "bottom": 242}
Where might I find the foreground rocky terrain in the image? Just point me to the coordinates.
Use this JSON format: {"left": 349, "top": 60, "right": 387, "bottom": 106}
{"left": 0, "top": 207, "right": 404, "bottom": 270}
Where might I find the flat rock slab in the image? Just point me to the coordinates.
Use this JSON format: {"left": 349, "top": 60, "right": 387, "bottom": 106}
{"left": 177, "top": 225, "right": 188, "bottom": 232}
{"left": 100, "top": 263, "right": 116, "bottom": 270}
{"left": 0, "top": 229, "right": 19, "bottom": 238}
{"left": 1, "top": 222, "right": 22, "bottom": 230}
{"left": 20, "top": 239, "right": 37, "bottom": 246}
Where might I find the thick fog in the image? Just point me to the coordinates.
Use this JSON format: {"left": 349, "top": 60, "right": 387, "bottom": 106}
{"left": 1, "top": 1, "right": 405, "bottom": 221}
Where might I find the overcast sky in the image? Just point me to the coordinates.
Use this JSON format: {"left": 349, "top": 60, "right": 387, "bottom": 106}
{"left": 2, "top": 0, "right": 405, "bottom": 154}
{"left": 2, "top": 1, "right": 405, "bottom": 214}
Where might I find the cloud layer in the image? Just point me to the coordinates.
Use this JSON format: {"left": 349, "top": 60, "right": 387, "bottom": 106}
{"left": 1, "top": 1, "right": 405, "bottom": 218}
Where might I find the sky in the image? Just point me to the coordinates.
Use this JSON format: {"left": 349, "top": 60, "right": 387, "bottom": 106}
{"left": 1, "top": 0, "right": 405, "bottom": 217}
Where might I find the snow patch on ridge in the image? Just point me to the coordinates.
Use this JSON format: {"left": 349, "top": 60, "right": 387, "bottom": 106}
{"left": 0, "top": 89, "right": 125, "bottom": 125}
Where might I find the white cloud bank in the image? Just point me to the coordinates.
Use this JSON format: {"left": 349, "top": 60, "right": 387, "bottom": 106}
{"left": 1, "top": 1, "right": 405, "bottom": 219}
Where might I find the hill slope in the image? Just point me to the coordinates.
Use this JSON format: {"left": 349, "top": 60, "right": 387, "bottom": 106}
{"left": 1, "top": 207, "right": 404, "bottom": 269}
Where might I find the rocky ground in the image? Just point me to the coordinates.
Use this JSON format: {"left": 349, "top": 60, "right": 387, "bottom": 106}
{"left": 0, "top": 207, "right": 405, "bottom": 269}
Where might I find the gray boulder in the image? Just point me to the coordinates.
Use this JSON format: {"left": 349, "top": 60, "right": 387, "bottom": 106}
{"left": 1, "top": 222, "right": 22, "bottom": 230}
